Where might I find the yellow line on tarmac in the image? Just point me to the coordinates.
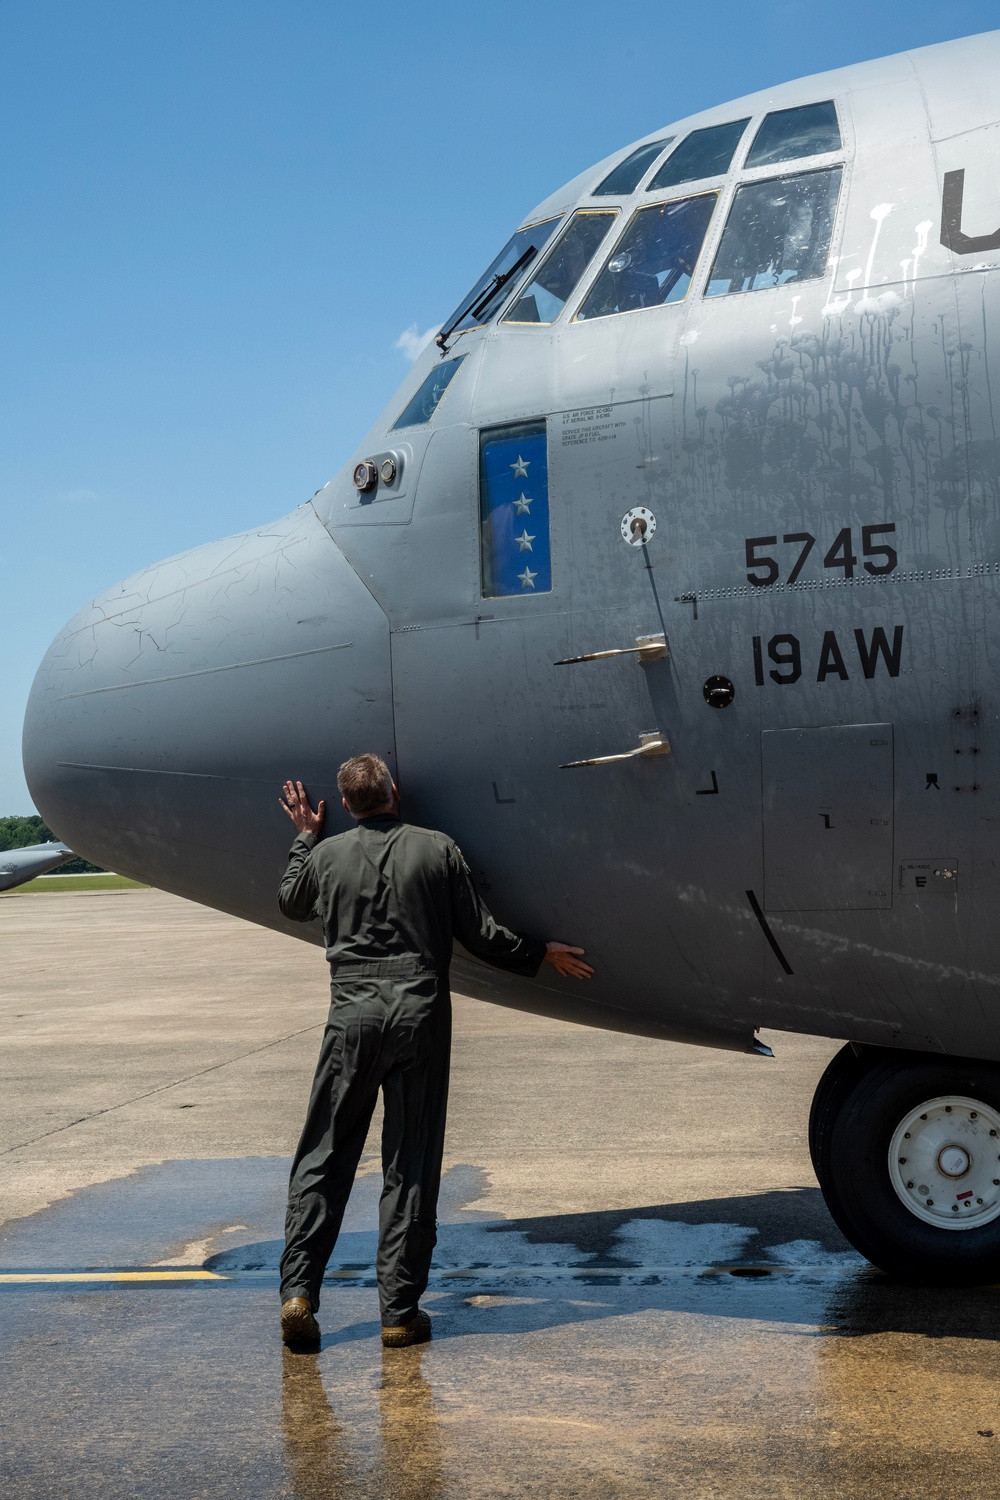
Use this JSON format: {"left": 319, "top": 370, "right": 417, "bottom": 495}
{"left": 0, "top": 1271, "right": 225, "bottom": 1283}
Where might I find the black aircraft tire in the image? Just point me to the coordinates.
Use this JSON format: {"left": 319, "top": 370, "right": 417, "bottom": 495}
{"left": 808, "top": 1043, "right": 885, "bottom": 1191}
{"left": 820, "top": 1054, "right": 1000, "bottom": 1284}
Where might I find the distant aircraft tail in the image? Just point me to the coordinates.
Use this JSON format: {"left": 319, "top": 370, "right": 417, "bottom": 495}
{"left": 0, "top": 841, "right": 73, "bottom": 892}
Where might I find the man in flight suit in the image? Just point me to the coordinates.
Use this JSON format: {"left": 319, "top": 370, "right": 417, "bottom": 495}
{"left": 277, "top": 753, "right": 593, "bottom": 1349}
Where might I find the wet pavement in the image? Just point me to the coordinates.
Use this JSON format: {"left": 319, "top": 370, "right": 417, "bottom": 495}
{"left": 4, "top": 891, "right": 1000, "bottom": 1495}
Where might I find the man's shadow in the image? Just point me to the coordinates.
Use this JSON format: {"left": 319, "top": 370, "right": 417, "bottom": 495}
{"left": 218, "top": 1184, "right": 1000, "bottom": 1348}
{"left": 215, "top": 1180, "right": 847, "bottom": 1274}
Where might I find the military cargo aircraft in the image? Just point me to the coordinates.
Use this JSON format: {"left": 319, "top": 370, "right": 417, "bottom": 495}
{"left": 0, "top": 841, "right": 73, "bottom": 891}
{"left": 22, "top": 31, "right": 1000, "bottom": 1283}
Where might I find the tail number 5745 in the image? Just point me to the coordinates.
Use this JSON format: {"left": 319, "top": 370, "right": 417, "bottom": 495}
{"left": 745, "top": 525, "right": 897, "bottom": 587}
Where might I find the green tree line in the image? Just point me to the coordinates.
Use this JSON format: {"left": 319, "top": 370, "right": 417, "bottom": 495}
{"left": 0, "top": 815, "right": 104, "bottom": 874}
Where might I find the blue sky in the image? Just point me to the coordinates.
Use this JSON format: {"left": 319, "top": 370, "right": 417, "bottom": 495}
{"left": 2, "top": 0, "right": 995, "bottom": 812}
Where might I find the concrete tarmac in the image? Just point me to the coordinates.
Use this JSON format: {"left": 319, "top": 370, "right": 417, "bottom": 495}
{"left": 3, "top": 888, "right": 1000, "bottom": 1497}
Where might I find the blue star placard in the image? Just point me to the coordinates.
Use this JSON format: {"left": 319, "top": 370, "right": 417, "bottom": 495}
{"left": 479, "top": 424, "right": 551, "bottom": 596}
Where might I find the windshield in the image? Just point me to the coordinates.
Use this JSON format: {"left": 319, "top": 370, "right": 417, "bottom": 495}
{"left": 745, "top": 102, "right": 841, "bottom": 168}
{"left": 576, "top": 194, "right": 718, "bottom": 320}
{"left": 441, "top": 219, "right": 561, "bottom": 338}
{"left": 593, "top": 139, "right": 675, "bottom": 196}
{"left": 706, "top": 168, "right": 842, "bottom": 295}
{"left": 503, "top": 211, "right": 618, "bottom": 324}
{"left": 647, "top": 119, "right": 750, "bottom": 191}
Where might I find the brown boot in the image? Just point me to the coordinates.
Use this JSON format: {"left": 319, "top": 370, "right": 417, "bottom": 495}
{"left": 281, "top": 1297, "right": 320, "bottom": 1347}
{"left": 381, "top": 1309, "right": 432, "bottom": 1348}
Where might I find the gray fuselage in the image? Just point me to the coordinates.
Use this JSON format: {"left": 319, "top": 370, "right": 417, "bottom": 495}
{"left": 23, "top": 31, "right": 1000, "bottom": 1060}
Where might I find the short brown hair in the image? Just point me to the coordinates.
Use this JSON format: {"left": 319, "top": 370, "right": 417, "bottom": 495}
{"left": 337, "top": 753, "right": 394, "bottom": 816}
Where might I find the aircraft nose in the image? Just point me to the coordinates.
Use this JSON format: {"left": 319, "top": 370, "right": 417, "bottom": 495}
{"left": 22, "top": 507, "right": 394, "bottom": 922}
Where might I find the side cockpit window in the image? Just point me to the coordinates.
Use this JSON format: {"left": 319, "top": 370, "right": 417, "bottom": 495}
{"left": 480, "top": 422, "right": 551, "bottom": 597}
{"left": 440, "top": 219, "right": 561, "bottom": 339}
{"left": 576, "top": 194, "right": 717, "bottom": 320}
{"left": 744, "top": 101, "right": 841, "bottom": 168}
{"left": 647, "top": 119, "right": 750, "bottom": 190}
{"left": 503, "top": 211, "right": 618, "bottom": 324}
{"left": 592, "top": 139, "right": 675, "bottom": 196}
{"left": 706, "top": 167, "right": 842, "bottom": 296}
{"left": 391, "top": 357, "right": 466, "bottom": 430}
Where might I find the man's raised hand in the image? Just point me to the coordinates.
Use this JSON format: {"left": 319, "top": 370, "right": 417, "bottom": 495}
{"left": 280, "top": 780, "right": 326, "bottom": 837}
{"left": 543, "top": 941, "right": 595, "bottom": 979}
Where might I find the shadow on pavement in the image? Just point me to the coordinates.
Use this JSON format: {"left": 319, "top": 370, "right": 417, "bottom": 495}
{"left": 5, "top": 1157, "right": 1000, "bottom": 1350}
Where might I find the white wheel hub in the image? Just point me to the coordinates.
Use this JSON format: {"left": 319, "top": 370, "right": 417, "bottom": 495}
{"left": 888, "top": 1095, "right": 1000, "bottom": 1230}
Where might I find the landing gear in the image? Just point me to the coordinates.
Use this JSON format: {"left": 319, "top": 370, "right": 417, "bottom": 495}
{"left": 809, "top": 1045, "right": 1000, "bottom": 1283}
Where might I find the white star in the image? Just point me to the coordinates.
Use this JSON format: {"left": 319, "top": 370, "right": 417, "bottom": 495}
{"left": 517, "top": 565, "right": 538, "bottom": 589}
{"left": 512, "top": 492, "right": 533, "bottom": 515}
{"left": 510, "top": 455, "right": 530, "bottom": 478}
{"left": 514, "top": 528, "right": 535, "bottom": 552}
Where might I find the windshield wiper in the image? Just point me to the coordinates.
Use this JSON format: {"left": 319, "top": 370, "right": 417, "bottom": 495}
{"left": 436, "top": 245, "right": 538, "bottom": 353}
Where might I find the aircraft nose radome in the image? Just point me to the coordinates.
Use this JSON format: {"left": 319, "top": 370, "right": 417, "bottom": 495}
{"left": 22, "top": 507, "right": 394, "bottom": 923}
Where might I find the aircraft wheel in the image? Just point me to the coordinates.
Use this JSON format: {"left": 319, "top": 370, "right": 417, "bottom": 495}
{"left": 816, "top": 1053, "right": 1000, "bottom": 1283}
{"left": 808, "top": 1043, "right": 884, "bottom": 1189}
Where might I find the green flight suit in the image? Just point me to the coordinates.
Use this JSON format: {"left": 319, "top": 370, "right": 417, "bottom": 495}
{"left": 277, "top": 814, "right": 544, "bottom": 1322}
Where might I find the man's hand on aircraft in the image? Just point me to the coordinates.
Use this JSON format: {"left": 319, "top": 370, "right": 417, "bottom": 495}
{"left": 280, "top": 780, "right": 326, "bottom": 837}
{"left": 543, "top": 942, "right": 594, "bottom": 979}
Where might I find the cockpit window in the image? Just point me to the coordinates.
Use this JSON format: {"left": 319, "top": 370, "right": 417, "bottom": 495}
{"left": 503, "top": 211, "right": 618, "bottom": 324}
{"left": 592, "top": 139, "right": 675, "bottom": 196}
{"left": 705, "top": 167, "right": 842, "bottom": 296}
{"left": 440, "top": 219, "right": 561, "bottom": 338}
{"left": 646, "top": 119, "right": 750, "bottom": 190}
{"left": 576, "top": 194, "right": 717, "bottom": 320}
{"left": 744, "top": 101, "right": 841, "bottom": 168}
{"left": 390, "top": 356, "right": 466, "bottom": 430}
